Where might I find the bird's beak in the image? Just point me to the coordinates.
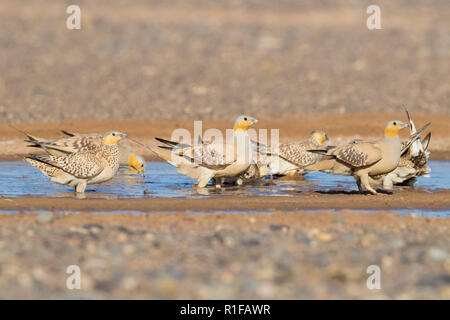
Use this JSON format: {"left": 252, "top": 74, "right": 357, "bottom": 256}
{"left": 252, "top": 119, "right": 259, "bottom": 124}
{"left": 121, "top": 133, "right": 128, "bottom": 138}
{"left": 258, "top": 165, "right": 270, "bottom": 177}
{"left": 400, "top": 122, "right": 409, "bottom": 128}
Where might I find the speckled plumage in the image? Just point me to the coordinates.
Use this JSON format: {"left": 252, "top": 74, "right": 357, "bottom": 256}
{"left": 25, "top": 131, "right": 125, "bottom": 192}
{"left": 279, "top": 134, "right": 326, "bottom": 168}
{"left": 152, "top": 115, "right": 258, "bottom": 188}
{"left": 25, "top": 131, "right": 145, "bottom": 173}
{"left": 307, "top": 120, "right": 409, "bottom": 194}
{"left": 369, "top": 117, "right": 431, "bottom": 189}
{"left": 253, "top": 131, "right": 329, "bottom": 178}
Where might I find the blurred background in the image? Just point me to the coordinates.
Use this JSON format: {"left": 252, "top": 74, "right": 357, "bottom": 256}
{"left": 0, "top": 0, "right": 448, "bottom": 123}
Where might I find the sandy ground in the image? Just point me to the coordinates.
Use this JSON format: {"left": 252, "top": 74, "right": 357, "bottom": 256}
{"left": 0, "top": 210, "right": 449, "bottom": 299}
{"left": 0, "top": 1, "right": 449, "bottom": 123}
{"left": 0, "top": 0, "right": 449, "bottom": 300}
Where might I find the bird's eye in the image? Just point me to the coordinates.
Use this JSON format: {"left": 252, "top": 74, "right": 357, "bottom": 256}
{"left": 244, "top": 117, "right": 248, "bottom": 121}
{"left": 393, "top": 122, "right": 397, "bottom": 126}
{"left": 112, "top": 132, "right": 116, "bottom": 136}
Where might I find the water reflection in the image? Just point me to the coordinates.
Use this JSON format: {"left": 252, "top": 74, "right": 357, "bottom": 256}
{"left": 0, "top": 160, "right": 448, "bottom": 199}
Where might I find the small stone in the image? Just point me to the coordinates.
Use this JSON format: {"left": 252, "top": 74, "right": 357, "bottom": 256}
{"left": 32, "top": 267, "right": 47, "bottom": 281}
{"left": 83, "top": 223, "right": 103, "bottom": 234}
{"left": 241, "top": 237, "right": 260, "bottom": 246}
{"left": 35, "top": 212, "right": 54, "bottom": 224}
{"left": 269, "top": 224, "right": 290, "bottom": 232}
{"left": 360, "top": 234, "right": 377, "bottom": 247}
{"left": 428, "top": 247, "right": 448, "bottom": 261}
{"left": 123, "top": 245, "right": 135, "bottom": 256}
{"left": 86, "top": 242, "right": 96, "bottom": 253}
{"left": 224, "top": 236, "right": 235, "bottom": 248}
{"left": 122, "top": 277, "right": 139, "bottom": 291}
{"left": 391, "top": 238, "right": 406, "bottom": 249}
{"left": 314, "top": 254, "right": 329, "bottom": 268}
{"left": 294, "top": 230, "right": 311, "bottom": 245}
{"left": 157, "top": 277, "right": 179, "bottom": 296}
{"left": 145, "top": 233, "right": 155, "bottom": 241}
{"left": 117, "top": 233, "right": 128, "bottom": 243}
{"left": 381, "top": 255, "right": 394, "bottom": 269}
{"left": 317, "top": 232, "right": 333, "bottom": 242}
{"left": 70, "top": 227, "right": 89, "bottom": 235}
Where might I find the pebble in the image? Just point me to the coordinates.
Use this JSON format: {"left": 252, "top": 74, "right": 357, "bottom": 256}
{"left": 241, "top": 236, "right": 261, "bottom": 246}
{"left": 69, "top": 227, "right": 89, "bottom": 235}
{"left": 83, "top": 223, "right": 103, "bottom": 234}
{"left": 123, "top": 244, "right": 135, "bottom": 256}
{"left": 293, "top": 230, "right": 311, "bottom": 245}
{"left": 317, "top": 232, "right": 333, "bottom": 242}
{"left": 269, "top": 224, "right": 290, "bottom": 232}
{"left": 428, "top": 248, "right": 448, "bottom": 262}
{"left": 360, "top": 234, "right": 377, "bottom": 247}
{"left": 390, "top": 238, "right": 406, "bottom": 249}
{"left": 122, "top": 277, "right": 139, "bottom": 291}
{"left": 35, "top": 212, "right": 54, "bottom": 224}
{"left": 117, "top": 233, "right": 129, "bottom": 243}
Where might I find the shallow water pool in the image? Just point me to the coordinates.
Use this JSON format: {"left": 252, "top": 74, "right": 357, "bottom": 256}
{"left": 0, "top": 160, "right": 448, "bottom": 199}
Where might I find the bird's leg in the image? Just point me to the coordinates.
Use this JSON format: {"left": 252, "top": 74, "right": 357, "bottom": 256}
{"left": 360, "top": 174, "right": 377, "bottom": 195}
{"left": 75, "top": 181, "right": 87, "bottom": 193}
{"left": 382, "top": 174, "right": 394, "bottom": 190}
{"left": 197, "top": 171, "right": 214, "bottom": 188}
{"left": 213, "top": 178, "right": 223, "bottom": 190}
{"left": 355, "top": 176, "right": 363, "bottom": 193}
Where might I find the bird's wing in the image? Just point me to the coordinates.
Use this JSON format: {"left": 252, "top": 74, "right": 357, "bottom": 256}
{"left": 192, "top": 142, "right": 238, "bottom": 170}
{"left": 27, "top": 135, "right": 103, "bottom": 154}
{"left": 167, "top": 141, "right": 238, "bottom": 170}
{"left": 332, "top": 142, "right": 382, "bottom": 168}
{"left": 28, "top": 152, "right": 104, "bottom": 179}
{"left": 279, "top": 141, "right": 320, "bottom": 167}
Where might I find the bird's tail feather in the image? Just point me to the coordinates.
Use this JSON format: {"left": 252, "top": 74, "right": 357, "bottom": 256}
{"left": 307, "top": 149, "right": 330, "bottom": 156}
{"left": 422, "top": 132, "right": 431, "bottom": 151}
{"left": 155, "top": 137, "right": 191, "bottom": 149}
{"left": 61, "top": 130, "right": 76, "bottom": 137}
{"left": 401, "top": 122, "right": 431, "bottom": 154}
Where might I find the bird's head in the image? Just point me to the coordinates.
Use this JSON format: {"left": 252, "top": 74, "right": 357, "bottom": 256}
{"left": 384, "top": 120, "right": 408, "bottom": 138}
{"left": 233, "top": 115, "right": 258, "bottom": 134}
{"left": 258, "top": 164, "right": 270, "bottom": 177}
{"left": 311, "top": 130, "right": 329, "bottom": 145}
{"left": 128, "top": 153, "right": 146, "bottom": 174}
{"left": 102, "top": 131, "right": 127, "bottom": 145}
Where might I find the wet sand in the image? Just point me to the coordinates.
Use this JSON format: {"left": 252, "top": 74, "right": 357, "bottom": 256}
{"left": 1, "top": 190, "right": 450, "bottom": 212}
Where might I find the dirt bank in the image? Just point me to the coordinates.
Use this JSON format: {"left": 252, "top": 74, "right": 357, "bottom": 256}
{"left": 1, "top": 189, "right": 449, "bottom": 212}
{"left": 0, "top": 113, "right": 447, "bottom": 160}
